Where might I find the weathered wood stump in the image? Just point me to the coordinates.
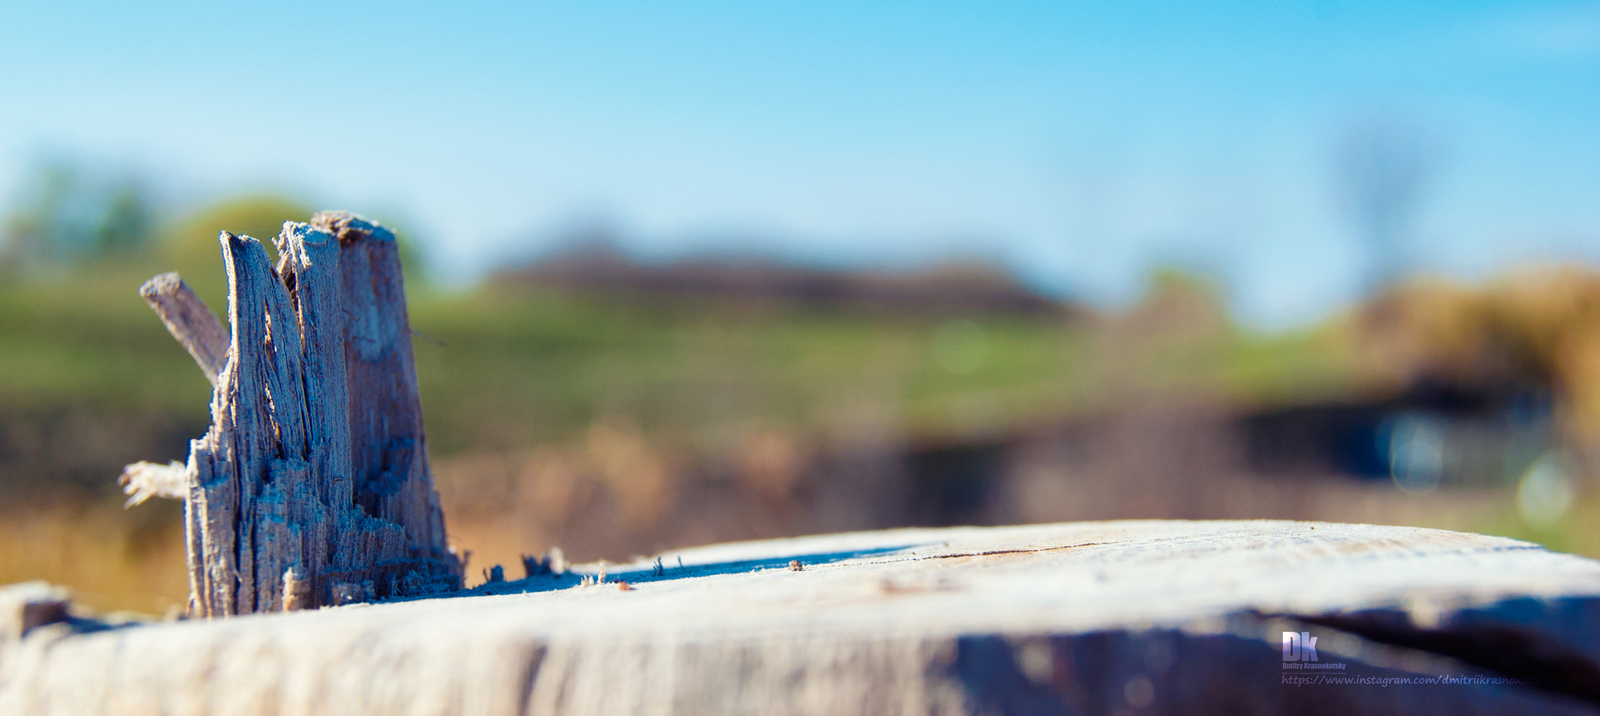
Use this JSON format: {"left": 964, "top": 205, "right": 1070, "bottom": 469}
{"left": 124, "top": 212, "right": 461, "bottom": 616}
{"left": 4, "top": 520, "right": 1600, "bottom": 714}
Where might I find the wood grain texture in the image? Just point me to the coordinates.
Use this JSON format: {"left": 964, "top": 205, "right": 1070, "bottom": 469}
{"left": 137, "top": 272, "right": 229, "bottom": 385}
{"left": 311, "top": 211, "right": 455, "bottom": 581}
{"left": 143, "top": 216, "right": 461, "bottom": 617}
{"left": 4, "top": 520, "right": 1600, "bottom": 715}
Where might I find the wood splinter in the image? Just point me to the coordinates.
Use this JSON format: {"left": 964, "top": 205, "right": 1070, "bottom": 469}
{"left": 129, "top": 211, "right": 463, "bottom": 616}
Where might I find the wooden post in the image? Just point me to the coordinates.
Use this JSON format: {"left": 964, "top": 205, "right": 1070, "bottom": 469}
{"left": 136, "top": 212, "right": 461, "bottom": 616}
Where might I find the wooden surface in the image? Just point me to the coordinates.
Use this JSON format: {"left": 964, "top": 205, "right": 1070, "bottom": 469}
{"left": 4, "top": 519, "right": 1600, "bottom": 715}
{"left": 309, "top": 212, "right": 454, "bottom": 580}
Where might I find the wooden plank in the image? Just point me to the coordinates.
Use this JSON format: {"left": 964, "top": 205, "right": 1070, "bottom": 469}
{"left": 189, "top": 431, "right": 237, "bottom": 618}
{"left": 4, "top": 520, "right": 1600, "bottom": 715}
{"left": 280, "top": 223, "right": 352, "bottom": 518}
{"left": 220, "top": 231, "right": 288, "bottom": 616}
{"left": 310, "top": 211, "right": 459, "bottom": 595}
{"left": 277, "top": 221, "right": 352, "bottom": 608}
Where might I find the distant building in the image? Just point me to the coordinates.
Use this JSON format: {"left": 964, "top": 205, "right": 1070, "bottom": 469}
{"left": 491, "top": 242, "right": 1075, "bottom": 317}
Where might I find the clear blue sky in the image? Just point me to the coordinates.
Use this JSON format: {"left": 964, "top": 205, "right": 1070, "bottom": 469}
{"left": 2, "top": 1, "right": 1597, "bottom": 326}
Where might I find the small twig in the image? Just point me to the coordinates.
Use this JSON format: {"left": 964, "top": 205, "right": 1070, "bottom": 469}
{"left": 138, "top": 273, "right": 228, "bottom": 385}
{"left": 118, "top": 460, "right": 188, "bottom": 507}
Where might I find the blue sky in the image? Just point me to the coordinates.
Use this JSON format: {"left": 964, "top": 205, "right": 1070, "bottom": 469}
{"left": 2, "top": 1, "right": 1597, "bottom": 326}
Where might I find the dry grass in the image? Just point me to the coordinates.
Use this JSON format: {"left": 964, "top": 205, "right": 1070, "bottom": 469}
{"left": 0, "top": 499, "right": 189, "bottom": 615}
{"left": 7, "top": 453, "right": 1594, "bottom": 609}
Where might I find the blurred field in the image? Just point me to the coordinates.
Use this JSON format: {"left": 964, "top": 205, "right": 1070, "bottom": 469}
{"left": 2, "top": 202, "right": 1598, "bottom": 614}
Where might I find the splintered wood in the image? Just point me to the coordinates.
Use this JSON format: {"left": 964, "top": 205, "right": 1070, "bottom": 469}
{"left": 136, "top": 211, "right": 461, "bottom": 617}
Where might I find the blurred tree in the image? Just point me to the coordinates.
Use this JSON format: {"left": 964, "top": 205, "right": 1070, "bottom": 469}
{"left": 95, "top": 183, "right": 156, "bottom": 258}
{"left": 161, "top": 196, "right": 313, "bottom": 314}
{"left": 1334, "top": 116, "right": 1439, "bottom": 295}
{"left": 0, "top": 165, "right": 69, "bottom": 270}
{"left": 161, "top": 197, "right": 431, "bottom": 315}
{"left": 0, "top": 160, "right": 157, "bottom": 273}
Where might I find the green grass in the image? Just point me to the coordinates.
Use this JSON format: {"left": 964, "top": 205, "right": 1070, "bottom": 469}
{"left": 0, "top": 269, "right": 1364, "bottom": 459}
{"left": 406, "top": 286, "right": 1115, "bottom": 452}
{"left": 0, "top": 268, "right": 215, "bottom": 414}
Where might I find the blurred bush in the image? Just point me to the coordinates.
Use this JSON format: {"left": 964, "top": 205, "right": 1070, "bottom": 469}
{"left": 1360, "top": 267, "right": 1600, "bottom": 452}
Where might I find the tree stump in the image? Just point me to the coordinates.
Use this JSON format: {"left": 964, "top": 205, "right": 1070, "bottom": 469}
{"left": 126, "top": 212, "right": 461, "bottom": 616}
{"left": 3, "top": 520, "right": 1600, "bottom": 714}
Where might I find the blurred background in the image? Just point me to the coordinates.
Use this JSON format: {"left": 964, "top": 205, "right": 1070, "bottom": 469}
{"left": 3, "top": 1, "right": 1600, "bottom": 613}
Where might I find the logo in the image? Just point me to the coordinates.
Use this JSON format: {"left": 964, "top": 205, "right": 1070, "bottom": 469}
{"left": 1282, "top": 631, "right": 1318, "bottom": 662}
{"left": 1280, "top": 630, "right": 1346, "bottom": 671}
